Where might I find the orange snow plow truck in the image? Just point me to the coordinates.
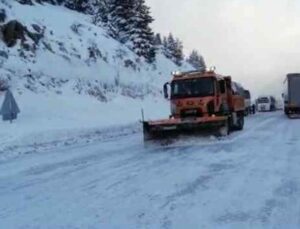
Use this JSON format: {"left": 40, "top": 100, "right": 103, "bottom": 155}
{"left": 143, "top": 70, "right": 245, "bottom": 140}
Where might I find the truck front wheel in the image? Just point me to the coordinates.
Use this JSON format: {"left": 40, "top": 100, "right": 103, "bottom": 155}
{"left": 216, "top": 119, "right": 230, "bottom": 137}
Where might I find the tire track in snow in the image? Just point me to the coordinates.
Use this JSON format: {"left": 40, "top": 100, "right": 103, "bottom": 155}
{"left": 135, "top": 113, "right": 288, "bottom": 229}
{"left": 209, "top": 115, "right": 297, "bottom": 229}
{"left": 1, "top": 112, "right": 298, "bottom": 229}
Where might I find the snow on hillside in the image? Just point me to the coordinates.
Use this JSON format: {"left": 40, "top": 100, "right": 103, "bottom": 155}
{"left": 1, "top": 1, "right": 191, "bottom": 94}
{"left": 0, "top": 0, "right": 193, "bottom": 153}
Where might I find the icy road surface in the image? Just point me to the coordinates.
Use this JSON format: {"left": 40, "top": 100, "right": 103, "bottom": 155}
{"left": 1, "top": 112, "right": 300, "bottom": 229}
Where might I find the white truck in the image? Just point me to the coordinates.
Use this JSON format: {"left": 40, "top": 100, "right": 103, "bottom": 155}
{"left": 256, "top": 96, "right": 276, "bottom": 112}
{"left": 284, "top": 73, "right": 300, "bottom": 116}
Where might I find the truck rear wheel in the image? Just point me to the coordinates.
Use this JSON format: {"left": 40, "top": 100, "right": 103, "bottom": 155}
{"left": 284, "top": 108, "right": 289, "bottom": 115}
{"left": 235, "top": 113, "right": 244, "bottom": 131}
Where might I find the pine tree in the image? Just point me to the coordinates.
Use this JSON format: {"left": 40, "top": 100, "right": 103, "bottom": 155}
{"left": 162, "top": 34, "right": 183, "bottom": 66}
{"left": 92, "top": 0, "right": 110, "bottom": 25}
{"left": 85, "top": 0, "right": 101, "bottom": 15}
{"left": 154, "top": 33, "right": 162, "bottom": 46}
{"left": 162, "top": 34, "right": 174, "bottom": 59}
{"left": 18, "top": 0, "right": 58, "bottom": 5}
{"left": 18, "top": 0, "right": 98, "bottom": 15}
{"left": 173, "top": 38, "right": 184, "bottom": 66}
{"left": 166, "top": 33, "right": 176, "bottom": 57}
{"left": 128, "top": 0, "right": 156, "bottom": 62}
{"left": 16, "top": 0, "right": 33, "bottom": 4}
{"left": 187, "top": 50, "right": 206, "bottom": 70}
{"left": 108, "top": 0, "right": 135, "bottom": 43}
{"left": 145, "top": 32, "right": 156, "bottom": 63}
{"left": 63, "top": 0, "right": 91, "bottom": 13}
{"left": 162, "top": 36, "right": 168, "bottom": 58}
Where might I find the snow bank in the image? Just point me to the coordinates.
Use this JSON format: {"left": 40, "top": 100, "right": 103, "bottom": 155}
{"left": 0, "top": 89, "right": 170, "bottom": 158}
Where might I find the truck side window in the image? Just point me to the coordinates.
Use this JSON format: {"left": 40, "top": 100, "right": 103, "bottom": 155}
{"left": 219, "top": 80, "right": 226, "bottom": 94}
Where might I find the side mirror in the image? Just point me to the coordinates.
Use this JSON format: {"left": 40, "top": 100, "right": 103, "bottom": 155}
{"left": 163, "top": 82, "right": 170, "bottom": 99}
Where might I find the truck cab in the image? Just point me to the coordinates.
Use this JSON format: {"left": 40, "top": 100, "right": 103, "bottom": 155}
{"left": 143, "top": 70, "right": 246, "bottom": 140}
{"left": 167, "top": 72, "right": 224, "bottom": 118}
{"left": 163, "top": 70, "right": 245, "bottom": 129}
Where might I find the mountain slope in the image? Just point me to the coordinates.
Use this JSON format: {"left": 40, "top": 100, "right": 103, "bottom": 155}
{"left": 0, "top": 0, "right": 193, "bottom": 151}
{"left": 1, "top": 1, "right": 192, "bottom": 98}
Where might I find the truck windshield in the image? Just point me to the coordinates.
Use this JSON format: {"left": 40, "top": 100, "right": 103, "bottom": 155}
{"left": 171, "top": 78, "right": 215, "bottom": 99}
{"left": 257, "top": 97, "right": 269, "bottom": 103}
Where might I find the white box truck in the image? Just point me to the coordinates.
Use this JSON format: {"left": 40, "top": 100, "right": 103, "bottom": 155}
{"left": 257, "top": 96, "right": 276, "bottom": 112}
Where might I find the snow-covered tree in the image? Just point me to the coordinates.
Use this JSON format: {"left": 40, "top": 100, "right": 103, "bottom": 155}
{"left": 162, "top": 36, "right": 168, "bottom": 57}
{"left": 173, "top": 38, "right": 184, "bottom": 66}
{"left": 16, "top": 0, "right": 33, "bottom": 4}
{"left": 154, "top": 33, "right": 162, "bottom": 46}
{"left": 166, "top": 33, "right": 176, "bottom": 56}
{"left": 107, "top": 0, "right": 135, "bottom": 43}
{"left": 63, "top": 0, "right": 92, "bottom": 14}
{"left": 92, "top": 0, "right": 110, "bottom": 25}
{"left": 128, "top": 0, "right": 156, "bottom": 62}
{"left": 162, "top": 34, "right": 183, "bottom": 66}
{"left": 187, "top": 50, "right": 206, "bottom": 70}
{"left": 17, "top": 0, "right": 203, "bottom": 66}
{"left": 162, "top": 34, "right": 174, "bottom": 59}
{"left": 24, "top": 0, "right": 99, "bottom": 15}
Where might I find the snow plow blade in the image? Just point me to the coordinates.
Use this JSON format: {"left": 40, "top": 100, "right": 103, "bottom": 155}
{"left": 143, "top": 116, "right": 228, "bottom": 141}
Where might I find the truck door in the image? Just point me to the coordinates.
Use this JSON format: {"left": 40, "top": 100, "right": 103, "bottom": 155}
{"left": 218, "top": 79, "right": 229, "bottom": 112}
{"left": 225, "top": 77, "right": 233, "bottom": 109}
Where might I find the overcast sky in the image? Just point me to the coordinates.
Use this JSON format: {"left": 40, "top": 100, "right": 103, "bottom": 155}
{"left": 146, "top": 0, "right": 300, "bottom": 97}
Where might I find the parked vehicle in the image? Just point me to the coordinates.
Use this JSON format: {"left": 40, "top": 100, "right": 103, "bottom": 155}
{"left": 256, "top": 96, "right": 276, "bottom": 112}
{"left": 283, "top": 73, "right": 300, "bottom": 116}
{"left": 143, "top": 69, "right": 245, "bottom": 140}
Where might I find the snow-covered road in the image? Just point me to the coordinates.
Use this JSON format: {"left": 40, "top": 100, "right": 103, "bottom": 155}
{"left": 1, "top": 112, "right": 300, "bottom": 229}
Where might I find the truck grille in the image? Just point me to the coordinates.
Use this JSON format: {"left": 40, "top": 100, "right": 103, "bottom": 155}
{"left": 181, "top": 109, "right": 202, "bottom": 118}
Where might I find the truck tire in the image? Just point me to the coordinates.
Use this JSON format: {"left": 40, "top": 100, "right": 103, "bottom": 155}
{"left": 216, "top": 119, "right": 230, "bottom": 137}
{"left": 235, "top": 113, "right": 244, "bottom": 131}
